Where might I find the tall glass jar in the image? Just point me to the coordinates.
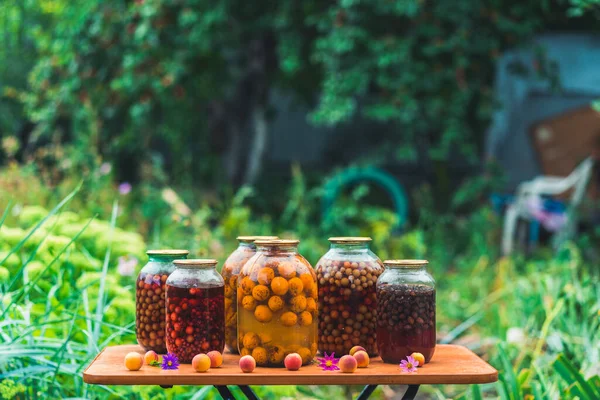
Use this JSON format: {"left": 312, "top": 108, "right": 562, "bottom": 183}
{"left": 315, "top": 237, "right": 383, "bottom": 356}
{"left": 238, "top": 240, "right": 317, "bottom": 367}
{"left": 166, "top": 259, "right": 225, "bottom": 363}
{"left": 221, "top": 236, "right": 278, "bottom": 354}
{"left": 376, "top": 260, "right": 436, "bottom": 364}
{"left": 136, "top": 249, "right": 189, "bottom": 353}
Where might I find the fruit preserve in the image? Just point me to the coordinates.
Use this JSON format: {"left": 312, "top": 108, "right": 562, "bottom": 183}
{"left": 237, "top": 240, "right": 317, "bottom": 367}
{"left": 166, "top": 259, "right": 225, "bottom": 363}
{"left": 136, "top": 249, "right": 188, "bottom": 353}
{"left": 376, "top": 260, "right": 436, "bottom": 364}
{"left": 221, "top": 236, "right": 278, "bottom": 354}
{"left": 315, "top": 237, "right": 383, "bottom": 356}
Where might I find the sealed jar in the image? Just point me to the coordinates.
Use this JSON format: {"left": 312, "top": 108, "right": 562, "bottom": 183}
{"left": 237, "top": 240, "right": 317, "bottom": 367}
{"left": 166, "top": 259, "right": 225, "bottom": 363}
{"left": 221, "top": 236, "right": 278, "bottom": 354}
{"left": 315, "top": 237, "right": 383, "bottom": 356}
{"left": 376, "top": 260, "right": 436, "bottom": 364}
{"left": 136, "top": 249, "right": 189, "bottom": 353}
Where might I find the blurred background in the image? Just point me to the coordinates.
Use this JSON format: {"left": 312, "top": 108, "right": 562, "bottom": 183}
{"left": 0, "top": 1, "right": 599, "bottom": 399}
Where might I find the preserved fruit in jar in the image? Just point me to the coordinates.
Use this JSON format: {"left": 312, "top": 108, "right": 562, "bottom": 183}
{"left": 136, "top": 249, "right": 188, "bottom": 353}
{"left": 221, "top": 236, "right": 278, "bottom": 354}
{"left": 377, "top": 260, "right": 436, "bottom": 364}
{"left": 315, "top": 237, "right": 383, "bottom": 356}
{"left": 166, "top": 259, "right": 225, "bottom": 363}
{"left": 238, "top": 239, "right": 317, "bottom": 367}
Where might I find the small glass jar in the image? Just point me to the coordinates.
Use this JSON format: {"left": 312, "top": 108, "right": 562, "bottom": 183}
{"left": 221, "top": 236, "right": 278, "bottom": 354}
{"left": 166, "top": 259, "right": 225, "bottom": 363}
{"left": 238, "top": 240, "right": 318, "bottom": 367}
{"left": 315, "top": 237, "right": 383, "bottom": 356}
{"left": 376, "top": 260, "right": 436, "bottom": 364}
{"left": 136, "top": 249, "right": 189, "bottom": 353}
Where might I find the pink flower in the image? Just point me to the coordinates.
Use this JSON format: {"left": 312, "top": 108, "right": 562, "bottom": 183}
{"left": 118, "top": 182, "right": 132, "bottom": 195}
{"left": 399, "top": 356, "right": 418, "bottom": 373}
{"left": 117, "top": 256, "right": 138, "bottom": 276}
{"left": 317, "top": 352, "right": 340, "bottom": 371}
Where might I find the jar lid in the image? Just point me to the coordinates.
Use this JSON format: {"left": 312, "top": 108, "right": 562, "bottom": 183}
{"left": 173, "top": 259, "right": 218, "bottom": 268}
{"left": 254, "top": 239, "right": 300, "bottom": 246}
{"left": 146, "top": 249, "right": 189, "bottom": 256}
{"left": 384, "top": 259, "right": 428, "bottom": 267}
{"left": 237, "top": 236, "right": 279, "bottom": 243}
{"left": 329, "top": 237, "right": 372, "bottom": 244}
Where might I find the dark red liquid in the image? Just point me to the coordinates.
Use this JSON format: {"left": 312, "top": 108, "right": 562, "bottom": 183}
{"left": 377, "top": 284, "right": 436, "bottom": 364}
{"left": 165, "top": 284, "right": 225, "bottom": 363}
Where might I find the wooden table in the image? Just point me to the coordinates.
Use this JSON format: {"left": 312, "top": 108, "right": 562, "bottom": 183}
{"left": 84, "top": 344, "right": 497, "bottom": 399}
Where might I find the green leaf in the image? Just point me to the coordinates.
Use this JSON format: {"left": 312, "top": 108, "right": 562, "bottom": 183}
{"left": 553, "top": 354, "right": 600, "bottom": 400}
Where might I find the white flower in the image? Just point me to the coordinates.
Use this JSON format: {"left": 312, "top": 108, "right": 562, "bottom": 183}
{"left": 506, "top": 327, "right": 525, "bottom": 344}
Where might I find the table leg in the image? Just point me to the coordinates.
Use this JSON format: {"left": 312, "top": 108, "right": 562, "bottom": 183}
{"left": 159, "top": 385, "right": 173, "bottom": 389}
{"left": 214, "top": 385, "right": 235, "bottom": 400}
{"left": 401, "top": 385, "right": 420, "bottom": 400}
{"left": 357, "top": 385, "right": 377, "bottom": 400}
{"left": 238, "top": 385, "right": 259, "bottom": 400}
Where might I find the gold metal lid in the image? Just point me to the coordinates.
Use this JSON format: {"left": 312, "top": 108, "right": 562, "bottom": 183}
{"left": 237, "top": 236, "right": 279, "bottom": 243}
{"left": 173, "top": 259, "right": 218, "bottom": 268}
{"left": 384, "top": 259, "right": 428, "bottom": 267}
{"left": 254, "top": 239, "right": 300, "bottom": 246}
{"left": 146, "top": 249, "right": 189, "bottom": 256}
{"left": 329, "top": 237, "right": 372, "bottom": 244}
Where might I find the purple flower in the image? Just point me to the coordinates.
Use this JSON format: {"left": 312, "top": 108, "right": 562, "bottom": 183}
{"left": 161, "top": 353, "right": 179, "bottom": 370}
{"left": 118, "top": 182, "right": 132, "bottom": 195}
{"left": 399, "top": 356, "right": 418, "bottom": 373}
{"left": 317, "top": 352, "right": 340, "bottom": 371}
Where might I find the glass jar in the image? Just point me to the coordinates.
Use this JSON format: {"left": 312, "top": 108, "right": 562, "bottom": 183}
{"left": 315, "top": 237, "right": 383, "bottom": 356}
{"left": 237, "top": 239, "right": 317, "bottom": 367}
{"left": 136, "top": 249, "right": 189, "bottom": 353}
{"left": 376, "top": 260, "right": 436, "bottom": 364}
{"left": 166, "top": 259, "right": 225, "bottom": 363}
{"left": 221, "top": 236, "right": 278, "bottom": 354}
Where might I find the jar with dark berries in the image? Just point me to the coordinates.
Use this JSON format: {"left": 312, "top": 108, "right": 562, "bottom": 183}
{"left": 222, "top": 236, "right": 278, "bottom": 354}
{"left": 377, "top": 260, "right": 436, "bottom": 364}
{"left": 166, "top": 259, "right": 225, "bottom": 363}
{"left": 237, "top": 239, "right": 317, "bottom": 367}
{"left": 315, "top": 237, "right": 383, "bottom": 356}
{"left": 136, "top": 249, "right": 189, "bottom": 353}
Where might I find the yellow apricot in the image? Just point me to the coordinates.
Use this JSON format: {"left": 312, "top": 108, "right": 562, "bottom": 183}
{"left": 240, "top": 347, "right": 251, "bottom": 357}
{"left": 271, "top": 277, "right": 289, "bottom": 295}
{"left": 306, "top": 297, "right": 317, "bottom": 313}
{"left": 257, "top": 267, "right": 275, "bottom": 285}
{"left": 297, "top": 347, "right": 313, "bottom": 365}
{"left": 242, "top": 332, "right": 260, "bottom": 350}
{"left": 306, "top": 283, "right": 318, "bottom": 299}
{"left": 224, "top": 285, "right": 233, "bottom": 298}
{"left": 280, "top": 311, "right": 298, "bottom": 327}
{"left": 290, "top": 295, "right": 307, "bottom": 313}
{"left": 298, "top": 311, "right": 313, "bottom": 326}
{"left": 268, "top": 295, "right": 284, "bottom": 312}
{"left": 268, "top": 345, "right": 286, "bottom": 364}
{"left": 254, "top": 305, "right": 273, "bottom": 323}
{"left": 252, "top": 285, "right": 270, "bottom": 301}
{"left": 288, "top": 277, "right": 304, "bottom": 296}
{"left": 277, "top": 262, "right": 297, "bottom": 279}
{"left": 240, "top": 277, "right": 256, "bottom": 295}
{"left": 299, "top": 273, "right": 314, "bottom": 290}
{"left": 259, "top": 332, "right": 273, "bottom": 345}
{"left": 242, "top": 295, "right": 257, "bottom": 311}
{"left": 229, "top": 275, "right": 238, "bottom": 288}
{"left": 252, "top": 347, "right": 268, "bottom": 365}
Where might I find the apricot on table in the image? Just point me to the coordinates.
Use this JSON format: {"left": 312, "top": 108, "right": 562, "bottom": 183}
{"left": 124, "top": 352, "right": 144, "bottom": 371}
{"left": 284, "top": 353, "right": 302, "bottom": 371}
{"left": 192, "top": 354, "right": 211, "bottom": 372}
{"left": 239, "top": 355, "right": 256, "bottom": 373}
{"left": 339, "top": 355, "right": 357, "bottom": 373}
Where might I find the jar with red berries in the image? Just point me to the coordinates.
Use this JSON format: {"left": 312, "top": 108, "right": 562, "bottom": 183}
{"left": 221, "top": 236, "right": 278, "bottom": 354}
{"left": 238, "top": 239, "right": 318, "bottom": 367}
{"left": 136, "top": 249, "right": 189, "bottom": 353}
{"left": 166, "top": 259, "right": 225, "bottom": 363}
{"left": 315, "top": 237, "right": 384, "bottom": 356}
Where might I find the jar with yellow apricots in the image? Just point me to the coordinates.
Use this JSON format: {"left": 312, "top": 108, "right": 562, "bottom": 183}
{"left": 237, "top": 239, "right": 318, "bottom": 367}
{"left": 221, "top": 236, "right": 278, "bottom": 354}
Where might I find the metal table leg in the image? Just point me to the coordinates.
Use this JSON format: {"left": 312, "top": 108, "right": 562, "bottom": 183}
{"left": 401, "top": 385, "right": 420, "bottom": 400}
{"left": 239, "top": 385, "right": 259, "bottom": 400}
{"left": 215, "top": 385, "right": 236, "bottom": 400}
{"left": 357, "top": 384, "right": 378, "bottom": 400}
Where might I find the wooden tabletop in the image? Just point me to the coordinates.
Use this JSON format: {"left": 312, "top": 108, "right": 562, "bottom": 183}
{"left": 83, "top": 344, "right": 497, "bottom": 386}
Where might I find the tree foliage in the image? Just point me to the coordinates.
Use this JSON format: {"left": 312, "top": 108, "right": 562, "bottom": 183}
{"left": 7, "top": 0, "right": 588, "bottom": 184}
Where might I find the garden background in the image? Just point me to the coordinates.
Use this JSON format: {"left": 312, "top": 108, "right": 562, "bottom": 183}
{"left": 0, "top": 0, "right": 599, "bottom": 399}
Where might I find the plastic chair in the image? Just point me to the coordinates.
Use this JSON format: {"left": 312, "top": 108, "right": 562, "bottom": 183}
{"left": 501, "top": 157, "right": 594, "bottom": 255}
